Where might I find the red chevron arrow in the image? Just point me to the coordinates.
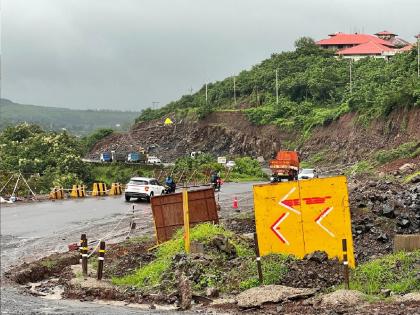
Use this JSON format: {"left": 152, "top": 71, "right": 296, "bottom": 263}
{"left": 270, "top": 212, "right": 290, "bottom": 245}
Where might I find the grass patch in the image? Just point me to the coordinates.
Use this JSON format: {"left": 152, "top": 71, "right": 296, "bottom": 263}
{"left": 375, "top": 141, "right": 420, "bottom": 164}
{"left": 237, "top": 254, "right": 290, "bottom": 291}
{"left": 40, "top": 259, "right": 57, "bottom": 269}
{"left": 403, "top": 171, "right": 420, "bottom": 183}
{"left": 345, "top": 160, "right": 375, "bottom": 176}
{"left": 112, "top": 223, "right": 252, "bottom": 289}
{"left": 350, "top": 250, "right": 420, "bottom": 295}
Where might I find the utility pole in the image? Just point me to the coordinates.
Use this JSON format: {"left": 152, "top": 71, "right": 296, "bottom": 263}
{"left": 233, "top": 76, "right": 237, "bottom": 105}
{"left": 417, "top": 34, "right": 419, "bottom": 78}
{"left": 349, "top": 59, "right": 353, "bottom": 94}
{"left": 189, "top": 87, "right": 193, "bottom": 95}
{"left": 152, "top": 101, "right": 159, "bottom": 110}
{"left": 205, "top": 82, "right": 208, "bottom": 104}
{"left": 275, "top": 69, "right": 279, "bottom": 105}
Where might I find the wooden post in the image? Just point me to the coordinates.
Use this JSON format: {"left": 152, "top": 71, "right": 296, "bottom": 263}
{"left": 254, "top": 233, "right": 263, "bottom": 284}
{"left": 97, "top": 241, "right": 106, "bottom": 280}
{"left": 182, "top": 186, "right": 190, "bottom": 254}
{"left": 342, "top": 239, "right": 350, "bottom": 289}
{"left": 81, "top": 234, "right": 88, "bottom": 277}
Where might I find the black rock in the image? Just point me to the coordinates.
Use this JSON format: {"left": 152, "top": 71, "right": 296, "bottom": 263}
{"left": 376, "top": 233, "right": 389, "bottom": 242}
{"left": 397, "top": 218, "right": 411, "bottom": 228}
{"left": 304, "top": 251, "right": 328, "bottom": 263}
{"left": 382, "top": 204, "right": 395, "bottom": 218}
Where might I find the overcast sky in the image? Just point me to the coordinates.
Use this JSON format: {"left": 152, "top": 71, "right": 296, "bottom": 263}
{"left": 1, "top": 0, "right": 419, "bottom": 111}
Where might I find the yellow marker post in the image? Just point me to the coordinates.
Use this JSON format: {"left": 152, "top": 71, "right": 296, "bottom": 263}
{"left": 182, "top": 186, "right": 190, "bottom": 254}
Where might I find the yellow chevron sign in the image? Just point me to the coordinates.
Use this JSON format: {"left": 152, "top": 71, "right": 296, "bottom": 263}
{"left": 253, "top": 176, "right": 355, "bottom": 268}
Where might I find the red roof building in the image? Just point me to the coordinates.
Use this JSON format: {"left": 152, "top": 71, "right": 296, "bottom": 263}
{"left": 337, "top": 41, "right": 396, "bottom": 60}
{"left": 316, "top": 30, "right": 415, "bottom": 60}
{"left": 374, "top": 30, "right": 397, "bottom": 41}
{"left": 316, "top": 33, "right": 394, "bottom": 50}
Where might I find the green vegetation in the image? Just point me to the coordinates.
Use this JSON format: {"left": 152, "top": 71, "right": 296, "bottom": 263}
{"left": 89, "top": 164, "right": 154, "bottom": 186}
{"left": 135, "top": 38, "right": 420, "bottom": 133}
{"left": 350, "top": 250, "right": 420, "bottom": 295}
{"left": 81, "top": 128, "right": 114, "bottom": 153}
{"left": 173, "top": 154, "right": 267, "bottom": 182}
{"left": 0, "top": 124, "right": 154, "bottom": 194}
{"left": 344, "top": 161, "right": 375, "bottom": 176}
{"left": 404, "top": 171, "right": 420, "bottom": 183}
{"left": 375, "top": 141, "right": 420, "bottom": 164}
{"left": 113, "top": 223, "right": 288, "bottom": 293}
{"left": 113, "top": 223, "right": 247, "bottom": 288}
{"left": 0, "top": 123, "right": 90, "bottom": 193}
{"left": 0, "top": 98, "right": 138, "bottom": 136}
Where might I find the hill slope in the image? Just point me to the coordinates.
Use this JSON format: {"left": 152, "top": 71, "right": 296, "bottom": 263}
{"left": 89, "top": 108, "right": 419, "bottom": 169}
{"left": 0, "top": 99, "right": 140, "bottom": 135}
{"left": 135, "top": 39, "right": 419, "bottom": 133}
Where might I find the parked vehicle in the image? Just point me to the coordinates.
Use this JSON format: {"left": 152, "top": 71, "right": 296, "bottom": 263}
{"left": 125, "top": 177, "right": 165, "bottom": 202}
{"left": 147, "top": 156, "right": 162, "bottom": 164}
{"left": 269, "top": 151, "right": 300, "bottom": 182}
{"left": 111, "top": 151, "right": 126, "bottom": 163}
{"left": 226, "top": 160, "right": 236, "bottom": 169}
{"left": 100, "top": 152, "right": 112, "bottom": 162}
{"left": 298, "top": 168, "right": 318, "bottom": 180}
{"left": 127, "top": 152, "right": 146, "bottom": 163}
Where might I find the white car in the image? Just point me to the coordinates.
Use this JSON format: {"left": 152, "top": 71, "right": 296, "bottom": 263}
{"left": 125, "top": 177, "right": 165, "bottom": 202}
{"left": 226, "top": 160, "right": 236, "bottom": 169}
{"left": 147, "top": 156, "right": 162, "bottom": 164}
{"left": 298, "top": 168, "right": 318, "bottom": 180}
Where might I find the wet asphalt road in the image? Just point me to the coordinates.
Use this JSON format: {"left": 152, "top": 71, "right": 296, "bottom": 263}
{"left": 1, "top": 182, "right": 260, "bottom": 314}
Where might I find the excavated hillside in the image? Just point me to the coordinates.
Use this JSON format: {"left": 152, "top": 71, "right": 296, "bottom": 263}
{"left": 89, "top": 108, "right": 419, "bottom": 167}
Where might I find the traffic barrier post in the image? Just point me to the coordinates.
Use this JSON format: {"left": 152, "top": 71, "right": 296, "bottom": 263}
{"left": 97, "top": 241, "right": 106, "bottom": 280}
{"left": 182, "top": 185, "right": 190, "bottom": 254}
{"left": 92, "top": 182, "right": 107, "bottom": 196}
{"left": 49, "top": 187, "right": 64, "bottom": 199}
{"left": 81, "top": 234, "right": 88, "bottom": 277}
{"left": 254, "top": 233, "right": 264, "bottom": 284}
{"left": 70, "top": 185, "right": 86, "bottom": 198}
{"left": 109, "top": 183, "right": 122, "bottom": 195}
{"left": 342, "top": 239, "right": 350, "bottom": 289}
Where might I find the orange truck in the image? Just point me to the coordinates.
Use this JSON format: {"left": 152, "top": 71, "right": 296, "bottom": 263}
{"left": 269, "top": 151, "right": 300, "bottom": 182}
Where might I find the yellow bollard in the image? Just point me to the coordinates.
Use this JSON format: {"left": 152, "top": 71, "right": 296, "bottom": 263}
{"left": 70, "top": 185, "right": 86, "bottom": 198}
{"left": 182, "top": 187, "right": 190, "bottom": 254}
{"left": 92, "top": 183, "right": 107, "bottom": 196}
{"left": 109, "top": 183, "right": 117, "bottom": 195}
{"left": 49, "top": 186, "right": 64, "bottom": 199}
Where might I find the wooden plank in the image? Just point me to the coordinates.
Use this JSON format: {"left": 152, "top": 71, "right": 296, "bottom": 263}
{"left": 394, "top": 234, "right": 420, "bottom": 252}
{"left": 151, "top": 188, "right": 218, "bottom": 243}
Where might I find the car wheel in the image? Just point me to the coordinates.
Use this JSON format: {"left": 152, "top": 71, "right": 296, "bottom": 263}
{"left": 125, "top": 195, "right": 131, "bottom": 202}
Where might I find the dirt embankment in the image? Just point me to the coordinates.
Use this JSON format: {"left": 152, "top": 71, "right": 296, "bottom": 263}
{"left": 89, "top": 108, "right": 419, "bottom": 164}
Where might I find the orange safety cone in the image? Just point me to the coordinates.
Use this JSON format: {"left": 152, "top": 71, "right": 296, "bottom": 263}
{"left": 233, "top": 196, "right": 238, "bottom": 210}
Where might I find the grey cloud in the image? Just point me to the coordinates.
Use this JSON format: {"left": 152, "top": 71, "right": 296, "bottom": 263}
{"left": 2, "top": 0, "right": 419, "bottom": 110}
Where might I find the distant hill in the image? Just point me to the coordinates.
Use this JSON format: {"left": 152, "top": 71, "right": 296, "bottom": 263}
{"left": 0, "top": 99, "right": 140, "bottom": 135}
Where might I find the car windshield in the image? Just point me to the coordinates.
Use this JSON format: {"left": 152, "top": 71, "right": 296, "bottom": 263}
{"left": 129, "top": 180, "right": 148, "bottom": 185}
{"left": 301, "top": 169, "right": 314, "bottom": 174}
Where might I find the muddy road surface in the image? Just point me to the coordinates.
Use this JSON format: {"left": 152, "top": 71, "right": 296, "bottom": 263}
{"left": 1, "top": 182, "right": 259, "bottom": 314}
